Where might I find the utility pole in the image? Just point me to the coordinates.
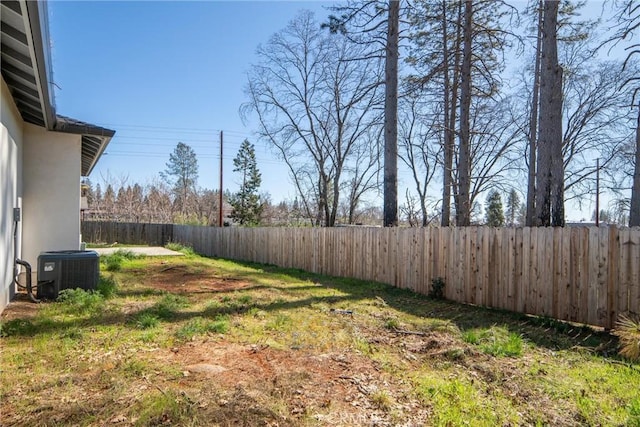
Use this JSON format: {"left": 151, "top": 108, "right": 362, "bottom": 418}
{"left": 595, "top": 158, "right": 600, "bottom": 227}
{"left": 219, "top": 130, "right": 224, "bottom": 227}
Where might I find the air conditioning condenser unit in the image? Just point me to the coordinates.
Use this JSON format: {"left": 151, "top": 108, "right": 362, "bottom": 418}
{"left": 36, "top": 250, "right": 100, "bottom": 300}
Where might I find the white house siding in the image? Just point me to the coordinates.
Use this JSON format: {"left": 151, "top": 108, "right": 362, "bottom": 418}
{"left": 21, "top": 123, "right": 82, "bottom": 272}
{"left": 1, "top": 78, "right": 24, "bottom": 312}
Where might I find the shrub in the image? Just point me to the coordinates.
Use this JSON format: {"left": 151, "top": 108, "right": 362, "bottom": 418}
{"left": 428, "top": 277, "right": 446, "bottom": 299}
{"left": 614, "top": 315, "right": 640, "bottom": 362}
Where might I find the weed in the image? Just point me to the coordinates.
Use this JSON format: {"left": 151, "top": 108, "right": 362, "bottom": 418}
{"left": 175, "top": 315, "right": 229, "bottom": 340}
{"left": 428, "top": 277, "right": 446, "bottom": 299}
{"left": 101, "top": 249, "right": 139, "bottom": 271}
{"left": 266, "top": 314, "right": 292, "bottom": 331}
{"left": 415, "top": 376, "right": 518, "bottom": 425}
{"left": 353, "top": 337, "right": 373, "bottom": 354}
{"left": 123, "top": 359, "right": 149, "bottom": 377}
{"left": 205, "top": 296, "right": 254, "bottom": 317}
{"left": 103, "top": 255, "right": 122, "bottom": 272}
{"left": 236, "top": 294, "right": 253, "bottom": 305}
{"left": 384, "top": 318, "right": 400, "bottom": 330}
{"left": 97, "top": 274, "right": 118, "bottom": 298}
{"left": 444, "top": 348, "right": 466, "bottom": 360}
{"left": 135, "top": 313, "right": 159, "bottom": 329}
{"left": 371, "top": 390, "right": 393, "bottom": 411}
{"left": 628, "top": 397, "right": 640, "bottom": 427}
{"left": 60, "top": 327, "right": 83, "bottom": 341}
{"left": 57, "top": 288, "right": 105, "bottom": 315}
{"left": 148, "top": 294, "right": 190, "bottom": 320}
{"left": 133, "top": 390, "right": 196, "bottom": 425}
{"left": 138, "top": 330, "right": 158, "bottom": 343}
{"left": 614, "top": 315, "right": 640, "bottom": 361}
{"left": 0, "top": 318, "right": 36, "bottom": 337}
{"left": 462, "top": 326, "right": 523, "bottom": 357}
{"left": 166, "top": 242, "right": 196, "bottom": 256}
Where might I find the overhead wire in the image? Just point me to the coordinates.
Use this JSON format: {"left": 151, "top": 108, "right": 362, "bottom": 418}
{"left": 97, "top": 121, "right": 278, "bottom": 163}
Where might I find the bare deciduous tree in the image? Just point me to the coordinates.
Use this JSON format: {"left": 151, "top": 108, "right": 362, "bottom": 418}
{"left": 398, "top": 93, "right": 441, "bottom": 226}
{"left": 242, "top": 11, "right": 383, "bottom": 227}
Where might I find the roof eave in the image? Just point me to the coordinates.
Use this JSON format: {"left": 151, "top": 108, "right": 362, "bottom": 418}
{"left": 82, "top": 134, "right": 112, "bottom": 177}
{"left": 23, "top": 0, "right": 56, "bottom": 129}
{"left": 54, "top": 115, "right": 116, "bottom": 176}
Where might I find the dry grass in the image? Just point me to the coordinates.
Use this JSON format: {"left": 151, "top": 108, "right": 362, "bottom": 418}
{"left": 614, "top": 315, "right": 640, "bottom": 361}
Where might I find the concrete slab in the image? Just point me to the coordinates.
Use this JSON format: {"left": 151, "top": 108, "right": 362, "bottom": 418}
{"left": 92, "top": 247, "right": 184, "bottom": 257}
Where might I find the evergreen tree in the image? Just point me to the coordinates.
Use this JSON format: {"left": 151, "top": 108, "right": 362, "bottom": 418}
{"left": 485, "top": 190, "right": 505, "bottom": 227}
{"left": 505, "top": 189, "right": 521, "bottom": 226}
{"left": 161, "top": 142, "right": 199, "bottom": 216}
{"left": 229, "top": 140, "right": 263, "bottom": 225}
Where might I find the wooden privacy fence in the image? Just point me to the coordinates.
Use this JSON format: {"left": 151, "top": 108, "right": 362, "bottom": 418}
{"left": 82, "top": 221, "right": 174, "bottom": 246}
{"left": 172, "top": 225, "right": 640, "bottom": 329}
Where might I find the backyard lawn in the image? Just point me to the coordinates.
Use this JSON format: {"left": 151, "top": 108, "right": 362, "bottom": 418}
{"left": 1, "top": 247, "right": 639, "bottom": 426}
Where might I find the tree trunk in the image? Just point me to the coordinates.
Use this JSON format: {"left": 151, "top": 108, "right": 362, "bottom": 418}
{"left": 384, "top": 0, "right": 400, "bottom": 227}
{"left": 449, "top": 6, "right": 462, "bottom": 222}
{"left": 630, "top": 105, "right": 640, "bottom": 226}
{"left": 535, "top": 0, "right": 562, "bottom": 226}
{"left": 456, "top": 0, "right": 473, "bottom": 227}
{"left": 441, "top": 0, "right": 453, "bottom": 227}
{"left": 526, "top": 0, "right": 543, "bottom": 226}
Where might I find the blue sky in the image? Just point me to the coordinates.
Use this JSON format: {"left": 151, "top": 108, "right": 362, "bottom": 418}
{"left": 48, "top": 1, "right": 627, "bottom": 221}
{"left": 49, "top": 1, "right": 337, "bottom": 202}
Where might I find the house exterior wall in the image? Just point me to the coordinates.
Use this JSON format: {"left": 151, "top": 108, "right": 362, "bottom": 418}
{"left": 21, "top": 123, "right": 82, "bottom": 274}
{"left": 1, "top": 78, "right": 24, "bottom": 312}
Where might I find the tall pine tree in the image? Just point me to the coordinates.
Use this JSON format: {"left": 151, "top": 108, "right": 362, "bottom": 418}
{"left": 485, "top": 190, "right": 505, "bottom": 227}
{"left": 230, "top": 140, "right": 263, "bottom": 226}
{"left": 161, "top": 142, "right": 199, "bottom": 217}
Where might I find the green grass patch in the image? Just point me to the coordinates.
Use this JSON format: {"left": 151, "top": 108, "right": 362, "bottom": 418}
{"left": 97, "top": 274, "right": 118, "bottom": 298}
{"left": 628, "top": 397, "right": 640, "bottom": 427}
{"left": 134, "top": 312, "right": 160, "bottom": 329}
{"left": 0, "top": 318, "right": 37, "bottom": 337}
{"left": 462, "top": 326, "right": 524, "bottom": 357}
{"left": 175, "top": 315, "right": 230, "bottom": 340}
{"left": 165, "top": 242, "right": 196, "bottom": 256}
{"left": 146, "top": 293, "right": 190, "bottom": 320}
{"left": 415, "top": 375, "right": 519, "bottom": 425}
{"left": 56, "top": 288, "right": 105, "bottom": 315}
{"left": 100, "top": 249, "right": 140, "bottom": 272}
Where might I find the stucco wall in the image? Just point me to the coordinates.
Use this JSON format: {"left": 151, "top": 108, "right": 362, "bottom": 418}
{"left": 1, "top": 78, "right": 24, "bottom": 312}
{"left": 22, "top": 123, "right": 82, "bottom": 271}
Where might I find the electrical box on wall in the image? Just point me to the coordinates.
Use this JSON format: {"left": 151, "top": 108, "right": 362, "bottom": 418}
{"left": 13, "top": 207, "right": 21, "bottom": 222}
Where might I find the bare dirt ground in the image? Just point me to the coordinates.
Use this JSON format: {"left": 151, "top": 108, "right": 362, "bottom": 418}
{"left": 145, "top": 264, "right": 255, "bottom": 294}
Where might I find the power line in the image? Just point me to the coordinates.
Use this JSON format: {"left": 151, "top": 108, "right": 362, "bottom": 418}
{"left": 96, "top": 122, "right": 255, "bottom": 138}
{"left": 104, "top": 151, "right": 285, "bottom": 165}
